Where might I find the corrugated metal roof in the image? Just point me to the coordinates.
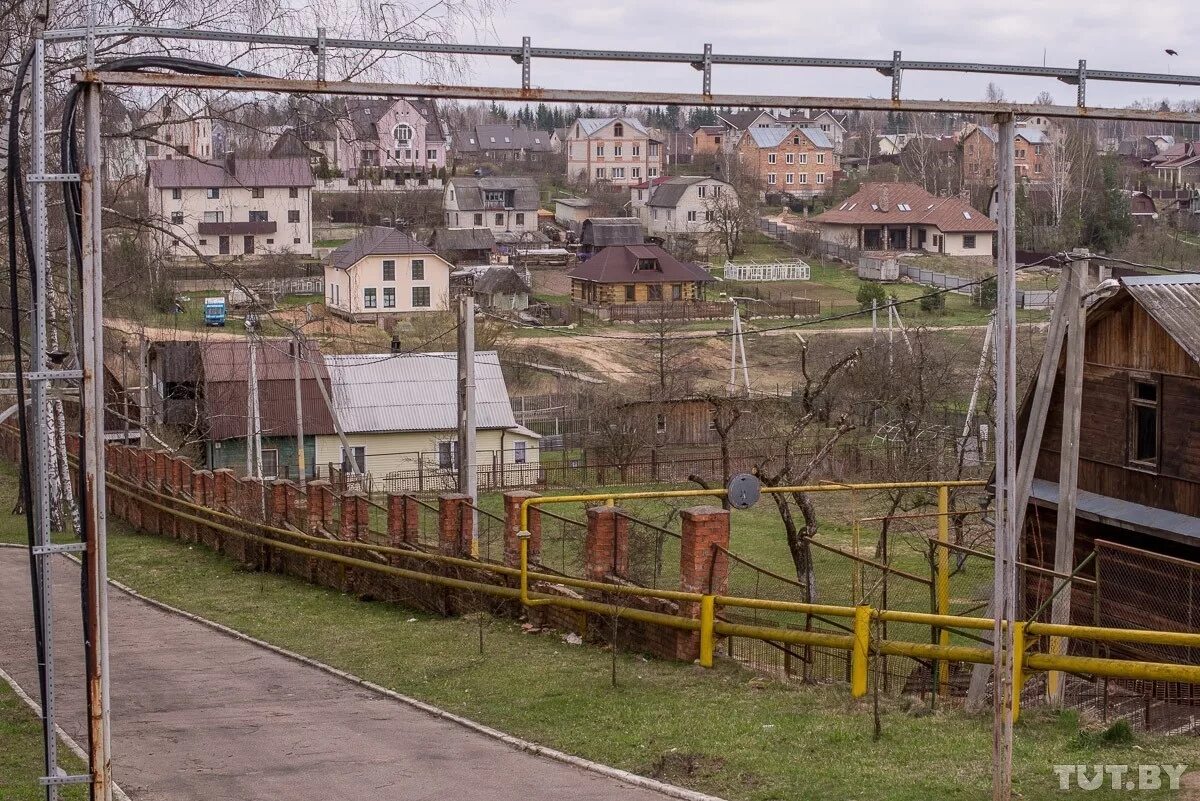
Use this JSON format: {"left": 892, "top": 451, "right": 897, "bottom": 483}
{"left": 744, "top": 125, "right": 833, "bottom": 150}
{"left": 580, "top": 218, "right": 645, "bottom": 247}
{"left": 326, "top": 226, "right": 436, "bottom": 270}
{"left": 1123, "top": 274, "right": 1200, "bottom": 363}
{"left": 148, "top": 157, "right": 314, "bottom": 189}
{"left": 1030, "top": 478, "right": 1200, "bottom": 545}
{"left": 324, "top": 351, "right": 532, "bottom": 435}
{"left": 573, "top": 117, "right": 651, "bottom": 137}
{"left": 568, "top": 244, "right": 714, "bottom": 284}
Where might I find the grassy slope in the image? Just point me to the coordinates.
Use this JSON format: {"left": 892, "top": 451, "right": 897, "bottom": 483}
{"left": 0, "top": 667, "right": 88, "bottom": 801}
{"left": 0, "top": 464, "right": 1195, "bottom": 800}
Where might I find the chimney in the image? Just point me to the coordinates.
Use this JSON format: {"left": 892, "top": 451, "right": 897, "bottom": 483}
{"left": 878, "top": 186, "right": 891, "bottom": 212}
{"left": 225, "top": 150, "right": 236, "bottom": 176}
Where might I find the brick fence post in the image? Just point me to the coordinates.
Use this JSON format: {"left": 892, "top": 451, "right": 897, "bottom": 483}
{"left": 305, "top": 480, "right": 330, "bottom": 534}
{"left": 387, "top": 493, "right": 420, "bottom": 553}
{"left": 678, "top": 505, "right": 731, "bottom": 661}
{"left": 585, "top": 505, "right": 629, "bottom": 582}
{"left": 191, "top": 470, "right": 213, "bottom": 546}
{"left": 339, "top": 491, "right": 363, "bottom": 541}
{"left": 503, "top": 490, "right": 541, "bottom": 568}
{"left": 438, "top": 493, "right": 472, "bottom": 556}
{"left": 212, "top": 468, "right": 235, "bottom": 510}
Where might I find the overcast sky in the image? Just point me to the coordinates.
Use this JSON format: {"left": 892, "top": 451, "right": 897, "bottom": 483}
{"left": 454, "top": 0, "right": 1200, "bottom": 109}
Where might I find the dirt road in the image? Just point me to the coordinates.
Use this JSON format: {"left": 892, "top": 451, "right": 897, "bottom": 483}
{"left": 0, "top": 550, "right": 704, "bottom": 801}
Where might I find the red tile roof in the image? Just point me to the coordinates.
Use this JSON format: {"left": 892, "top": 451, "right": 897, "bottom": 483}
{"left": 813, "top": 182, "right": 997, "bottom": 233}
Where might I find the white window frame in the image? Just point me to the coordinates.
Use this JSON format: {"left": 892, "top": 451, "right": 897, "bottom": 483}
{"left": 767, "top": 173, "right": 777, "bottom": 185}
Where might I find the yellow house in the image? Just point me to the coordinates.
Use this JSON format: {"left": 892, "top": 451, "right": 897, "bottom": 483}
{"left": 315, "top": 351, "right": 540, "bottom": 492}
{"left": 324, "top": 226, "right": 452, "bottom": 320}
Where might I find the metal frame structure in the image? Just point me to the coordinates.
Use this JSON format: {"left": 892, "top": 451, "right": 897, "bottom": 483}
{"left": 21, "top": 20, "right": 1200, "bottom": 801}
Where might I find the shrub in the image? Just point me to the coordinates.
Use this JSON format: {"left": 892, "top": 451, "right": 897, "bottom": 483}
{"left": 856, "top": 281, "right": 888, "bottom": 310}
{"left": 919, "top": 290, "right": 946, "bottom": 315}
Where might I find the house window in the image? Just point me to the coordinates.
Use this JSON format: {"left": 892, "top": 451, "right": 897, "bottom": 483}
{"left": 393, "top": 123, "right": 413, "bottom": 146}
{"left": 474, "top": 213, "right": 484, "bottom": 226}
{"left": 251, "top": 187, "right": 264, "bottom": 198}
{"left": 649, "top": 143, "right": 659, "bottom": 157}
{"left": 816, "top": 173, "right": 825, "bottom": 184}
{"left": 205, "top": 210, "right": 224, "bottom": 223}
{"left": 289, "top": 187, "right": 299, "bottom": 198}
{"left": 624, "top": 285, "right": 636, "bottom": 301}
{"left": 383, "top": 260, "right": 395, "bottom": 281}
{"left": 687, "top": 210, "right": 698, "bottom": 221}
{"left": 799, "top": 153, "right": 808, "bottom": 164}
{"left": 199, "top": 239, "right": 207, "bottom": 245}
{"left": 363, "top": 288, "right": 377, "bottom": 308}
{"left": 962, "top": 234, "right": 977, "bottom": 249}
{"left": 817, "top": 153, "right": 825, "bottom": 164}
{"left": 249, "top": 210, "right": 269, "bottom": 222}
{"left": 655, "top": 414, "right": 667, "bottom": 434}
{"left": 412, "top": 286, "right": 431, "bottom": 307}
{"left": 785, "top": 173, "right": 795, "bottom": 184}
{"left": 427, "top": 149, "right": 437, "bottom": 161}
{"left": 1129, "top": 378, "right": 1160, "bottom": 468}
{"left": 437, "top": 440, "right": 456, "bottom": 470}
{"left": 632, "top": 144, "right": 640, "bottom": 157}
{"left": 767, "top": 153, "right": 777, "bottom": 164}
{"left": 785, "top": 153, "right": 794, "bottom": 164}
{"left": 383, "top": 287, "right": 396, "bottom": 308}
{"left": 171, "top": 188, "right": 181, "bottom": 200}
{"left": 648, "top": 285, "right": 663, "bottom": 301}
{"left": 648, "top": 167, "right": 658, "bottom": 178}
{"left": 671, "top": 284, "right": 682, "bottom": 300}
{"left": 632, "top": 167, "right": 641, "bottom": 178}
{"left": 708, "top": 413, "right": 718, "bottom": 431}
{"left": 767, "top": 173, "right": 777, "bottom": 185}
{"left": 294, "top": 238, "right": 301, "bottom": 245}
{"left": 260, "top": 449, "right": 279, "bottom": 479}
{"left": 514, "top": 441, "right": 528, "bottom": 464}
{"left": 206, "top": 188, "right": 220, "bottom": 199}
{"left": 612, "top": 167, "right": 625, "bottom": 178}
{"left": 411, "top": 259, "right": 425, "bottom": 280}
{"left": 613, "top": 122, "right": 624, "bottom": 137}
{"left": 341, "top": 446, "right": 366, "bottom": 473}
{"left": 170, "top": 211, "right": 184, "bottom": 224}
{"left": 266, "top": 238, "right": 274, "bottom": 245}
{"left": 798, "top": 174, "right": 808, "bottom": 184}
{"left": 698, "top": 185, "right": 707, "bottom": 198}
{"left": 614, "top": 145, "right": 623, "bottom": 157}
{"left": 596, "top": 167, "right": 606, "bottom": 179}
{"left": 595, "top": 144, "right": 605, "bottom": 157}
{"left": 288, "top": 210, "right": 301, "bottom": 223}
{"left": 495, "top": 213, "right": 504, "bottom": 226}
{"left": 516, "top": 213, "right": 525, "bottom": 225}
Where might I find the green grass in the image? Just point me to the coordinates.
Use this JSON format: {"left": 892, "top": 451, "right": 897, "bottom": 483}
{"left": 0, "top": 671, "right": 88, "bottom": 801}
{"left": 0, "top": 465, "right": 1195, "bottom": 800}
{"left": 314, "top": 238, "right": 351, "bottom": 249}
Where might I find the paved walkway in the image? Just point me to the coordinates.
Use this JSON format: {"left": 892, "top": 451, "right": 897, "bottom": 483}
{"left": 0, "top": 550, "right": 685, "bottom": 801}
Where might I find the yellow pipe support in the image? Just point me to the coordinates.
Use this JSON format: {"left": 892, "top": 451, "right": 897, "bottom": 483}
{"left": 851, "top": 605, "right": 871, "bottom": 698}
{"left": 875, "top": 640, "right": 994, "bottom": 665}
{"left": 714, "top": 596, "right": 857, "bottom": 618}
{"left": 1024, "top": 652, "right": 1200, "bottom": 684}
{"left": 1012, "top": 622, "right": 1026, "bottom": 724}
{"left": 874, "top": 609, "right": 996, "bottom": 631}
{"left": 936, "top": 484, "right": 951, "bottom": 696}
{"left": 699, "top": 596, "right": 715, "bottom": 668}
{"left": 712, "top": 621, "right": 855, "bottom": 651}
{"left": 1026, "top": 622, "right": 1200, "bottom": 648}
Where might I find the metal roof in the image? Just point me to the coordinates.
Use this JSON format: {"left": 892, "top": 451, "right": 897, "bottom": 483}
{"left": 1030, "top": 478, "right": 1200, "bottom": 546}
{"left": 580, "top": 217, "right": 645, "bottom": 247}
{"left": 324, "top": 351, "right": 534, "bottom": 435}
{"left": 446, "top": 176, "right": 539, "bottom": 211}
{"left": 572, "top": 117, "right": 652, "bottom": 137}
{"left": 148, "top": 156, "right": 314, "bottom": 189}
{"left": 744, "top": 125, "right": 833, "bottom": 150}
{"left": 326, "top": 226, "right": 436, "bottom": 270}
{"left": 646, "top": 175, "right": 707, "bottom": 208}
{"left": 1122, "top": 274, "right": 1200, "bottom": 363}
{"left": 568, "top": 244, "right": 714, "bottom": 284}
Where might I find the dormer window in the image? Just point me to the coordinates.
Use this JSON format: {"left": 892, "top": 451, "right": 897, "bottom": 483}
{"left": 636, "top": 258, "right": 659, "bottom": 271}
{"left": 614, "top": 122, "right": 624, "bottom": 137}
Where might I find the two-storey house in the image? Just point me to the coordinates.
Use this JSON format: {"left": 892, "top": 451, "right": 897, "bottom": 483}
{"left": 734, "top": 125, "right": 837, "bottom": 197}
{"left": 147, "top": 156, "right": 314, "bottom": 260}
{"left": 443, "top": 176, "right": 540, "bottom": 237}
{"left": 324, "top": 227, "right": 453, "bottom": 320}
{"left": 451, "top": 124, "right": 554, "bottom": 163}
{"left": 961, "top": 124, "right": 1051, "bottom": 186}
{"left": 630, "top": 175, "right": 738, "bottom": 255}
{"left": 566, "top": 117, "right": 664, "bottom": 186}
{"left": 140, "top": 94, "right": 214, "bottom": 161}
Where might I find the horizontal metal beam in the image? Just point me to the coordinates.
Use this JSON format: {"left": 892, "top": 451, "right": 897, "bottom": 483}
{"left": 46, "top": 25, "right": 1200, "bottom": 90}
{"left": 83, "top": 71, "right": 1200, "bottom": 123}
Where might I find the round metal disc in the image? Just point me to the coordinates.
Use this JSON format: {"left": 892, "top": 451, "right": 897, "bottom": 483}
{"left": 726, "top": 473, "right": 761, "bottom": 509}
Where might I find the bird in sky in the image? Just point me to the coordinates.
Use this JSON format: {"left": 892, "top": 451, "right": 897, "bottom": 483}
{"left": 1165, "top": 49, "right": 1179, "bottom": 56}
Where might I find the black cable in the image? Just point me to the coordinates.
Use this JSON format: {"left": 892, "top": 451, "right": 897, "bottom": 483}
{"left": 6, "top": 44, "right": 53, "bottom": 793}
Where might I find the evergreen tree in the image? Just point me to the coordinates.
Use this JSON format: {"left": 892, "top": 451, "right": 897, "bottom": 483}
{"left": 1084, "top": 158, "right": 1133, "bottom": 253}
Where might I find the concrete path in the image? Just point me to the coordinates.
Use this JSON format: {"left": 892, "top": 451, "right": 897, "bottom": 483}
{"left": 0, "top": 550, "right": 686, "bottom": 801}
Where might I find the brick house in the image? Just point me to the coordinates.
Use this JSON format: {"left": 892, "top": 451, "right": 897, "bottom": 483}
{"left": 734, "top": 125, "right": 837, "bottom": 197}
{"left": 692, "top": 125, "right": 727, "bottom": 157}
{"left": 566, "top": 117, "right": 664, "bottom": 186}
{"left": 961, "top": 124, "right": 1050, "bottom": 186}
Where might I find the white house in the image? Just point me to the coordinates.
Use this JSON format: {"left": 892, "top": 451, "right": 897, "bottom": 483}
{"left": 146, "top": 156, "right": 314, "bottom": 260}
{"left": 630, "top": 175, "right": 737, "bottom": 255}
{"left": 324, "top": 226, "right": 453, "bottom": 320}
{"left": 316, "top": 351, "right": 541, "bottom": 489}
{"left": 443, "top": 176, "right": 539, "bottom": 235}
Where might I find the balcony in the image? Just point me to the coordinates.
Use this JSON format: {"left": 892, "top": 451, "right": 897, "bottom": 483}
{"left": 198, "top": 221, "right": 277, "bottom": 235}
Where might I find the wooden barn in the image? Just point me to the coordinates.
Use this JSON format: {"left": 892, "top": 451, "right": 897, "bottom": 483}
{"left": 1019, "top": 274, "right": 1200, "bottom": 674}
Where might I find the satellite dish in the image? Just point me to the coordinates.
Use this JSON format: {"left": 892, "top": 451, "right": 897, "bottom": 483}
{"left": 726, "top": 473, "right": 761, "bottom": 510}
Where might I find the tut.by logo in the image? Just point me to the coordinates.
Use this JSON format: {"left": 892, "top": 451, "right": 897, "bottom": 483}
{"left": 1053, "top": 765, "right": 1188, "bottom": 791}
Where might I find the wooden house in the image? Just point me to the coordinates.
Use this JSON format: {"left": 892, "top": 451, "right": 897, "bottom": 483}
{"left": 567, "top": 244, "right": 714, "bottom": 305}
{"left": 1019, "top": 274, "right": 1200, "bottom": 666}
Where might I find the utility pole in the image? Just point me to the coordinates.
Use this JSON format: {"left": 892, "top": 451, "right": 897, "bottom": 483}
{"left": 727, "top": 298, "right": 751, "bottom": 396}
{"left": 1048, "top": 252, "right": 1088, "bottom": 705}
{"left": 138, "top": 335, "right": 148, "bottom": 448}
{"left": 291, "top": 334, "right": 307, "bottom": 487}
{"left": 991, "top": 112, "right": 1018, "bottom": 801}
{"left": 457, "top": 295, "right": 478, "bottom": 554}
{"left": 871, "top": 298, "right": 878, "bottom": 341}
{"left": 306, "top": 348, "right": 359, "bottom": 476}
{"left": 245, "top": 337, "right": 256, "bottom": 476}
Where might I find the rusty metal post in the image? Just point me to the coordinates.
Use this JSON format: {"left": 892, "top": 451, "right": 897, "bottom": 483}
{"left": 81, "top": 76, "right": 114, "bottom": 801}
